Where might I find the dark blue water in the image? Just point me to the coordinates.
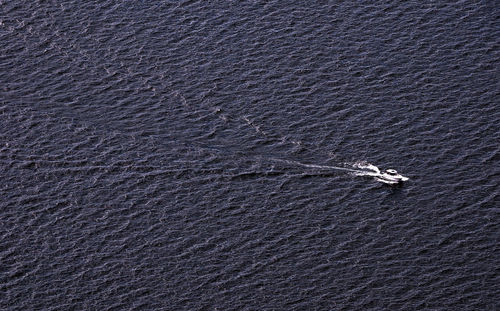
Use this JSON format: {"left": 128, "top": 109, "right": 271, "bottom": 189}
{"left": 1, "top": 1, "right": 499, "bottom": 310}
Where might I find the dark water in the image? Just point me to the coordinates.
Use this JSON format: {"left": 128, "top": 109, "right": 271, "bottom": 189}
{"left": 1, "top": 1, "right": 499, "bottom": 310}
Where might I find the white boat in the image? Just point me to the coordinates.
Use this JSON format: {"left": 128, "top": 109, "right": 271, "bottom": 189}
{"left": 374, "top": 169, "right": 409, "bottom": 185}
{"left": 352, "top": 162, "right": 409, "bottom": 185}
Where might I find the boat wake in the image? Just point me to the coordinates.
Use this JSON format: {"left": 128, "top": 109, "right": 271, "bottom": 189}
{"left": 178, "top": 100, "right": 409, "bottom": 185}
{"left": 271, "top": 159, "right": 409, "bottom": 185}
{"left": 352, "top": 161, "right": 409, "bottom": 184}
{"left": 352, "top": 161, "right": 381, "bottom": 174}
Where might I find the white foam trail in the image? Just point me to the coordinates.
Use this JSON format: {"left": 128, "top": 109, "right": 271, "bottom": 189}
{"left": 270, "top": 158, "right": 401, "bottom": 183}
{"left": 352, "top": 161, "right": 380, "bottom": 174}
{"left": 349, "top": 162, "right": 409, "bottom": 184}
{"left": 270, "top": 158, "right": 361, "bottom": 173}
{"left": 350, "top": 161, "right": 386, "bottom": 179}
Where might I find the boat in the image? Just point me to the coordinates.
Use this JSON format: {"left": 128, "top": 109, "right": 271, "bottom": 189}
{"left": 375, "top": 169, "right": 409, "bottom": 185}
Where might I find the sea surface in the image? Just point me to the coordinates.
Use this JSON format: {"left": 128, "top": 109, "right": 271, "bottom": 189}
{"left": 1, "top": 1, "right": 499, "bottom": 310}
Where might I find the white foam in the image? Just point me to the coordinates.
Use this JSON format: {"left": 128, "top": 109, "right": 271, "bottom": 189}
{"left": 271, "top": 158, "right": 361, "bottom": 173}
{"left": 272, "top": 159, "right": 407, "bottom": 184}
{"left": 352, "top": 161, "right": 380, "bottom": 174}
